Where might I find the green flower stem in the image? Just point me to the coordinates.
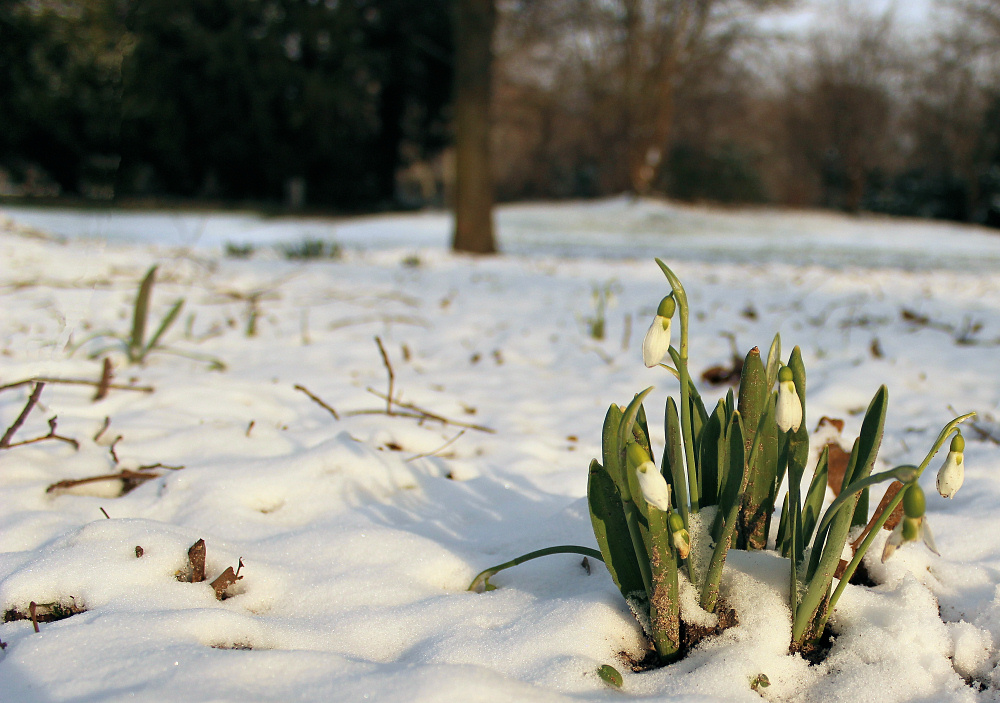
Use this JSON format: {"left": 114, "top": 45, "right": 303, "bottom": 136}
{"left": 811, "top": 465, "right": 919, "bottom": 542}
{"left": 701, "top": 413, "right": 751, "bottom": 613}
{"left": 822, "top": 413, "right": 976, "bottom": 626}
{"left": 916, "top": 413, "right": 976, "bottom": 474}
{"left": 793, "top": 466, "right": 910, "bottom": 645}
{"left": 647, "top": 506, "right": 681, "bottom": 660}
{"left": 788, "top": 480, "right": 801, "bottom": 621}
{"left": 700, "top": 490, "right": 741, "bottom": 613}
{"left": 823, "top": 483, "right": 905, "bottom": 626}
{"left": 656, "top": 259, "right": 700, "bottom": 586}
{"left": 656, "top": 260, "right": 700, "bottom": 520}
{"left": 467, "top": 545, "right": 604, "bottom": 592}
{"left": 656, "top": 364, "right": 680, "bottom": 379}
{"left": 625, "top": 500, "right": 655, "bottom": 597}
{"left": 678, "top": 356, "right": 700, "bottom": 515}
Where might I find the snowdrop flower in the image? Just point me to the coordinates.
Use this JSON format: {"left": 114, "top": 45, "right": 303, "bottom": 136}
{"left": 642, "top": 295, "right": 676, "bottom": 368}
{"left": 775, "top": 366, "right": 802, "bottom": 433}
{"left": 881, "top": 516, "right": 940, "bottom": 562}
{"left": 628, "top": 442, "right": 672, "bottom": 511}
{"left": 668, "top": 512, "right": 691, "bottom": 559}
{"left": 882, "top": 483, "right": 939, "bottom": 562}
{"left": 936, "top": 433, "right": 965, "bottom": 499}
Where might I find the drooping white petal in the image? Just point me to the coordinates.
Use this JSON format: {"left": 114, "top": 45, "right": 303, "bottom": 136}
{"left": 921, "top": 519, "right": 940, "bottom": 556}
{"left": 775, "top": 380, "right": 803, "bottom": 433}
{"left": 936, "top": 451, "right": 964, "bottom": 499}
{"left": 642, "top": 316, "right": 672, "bottom": 368}
{"left": 635, "top": 462, "right": 672, "bottom": 511}
{"left": 881, "top": 520, "right": 904, "bottom": 562}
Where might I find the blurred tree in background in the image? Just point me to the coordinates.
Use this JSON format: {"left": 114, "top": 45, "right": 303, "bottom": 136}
{"left": 0, "top": 0, "right": 998, "bottom": 226}
{"left": 0, "top": 0, "right": 127, "bottom": 198}
{"left": 451, "top": 0, "right": 496, "bottom": 254}
{"left": 120, "top": 0, "right": 452, "bottom": 208}
{"left": 1, "top": 0, "right": 452, "bottom": 209}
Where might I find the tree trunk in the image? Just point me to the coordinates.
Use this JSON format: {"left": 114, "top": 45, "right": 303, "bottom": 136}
{"left": 451, "top": 0, "right": 496, "bottom": 254}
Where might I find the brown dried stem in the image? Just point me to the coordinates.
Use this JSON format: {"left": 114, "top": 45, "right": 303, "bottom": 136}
{"left": 46, "top": 464, "right": 182, "bottom": 494}
{"left": 406, "top": 429, "right": 466, "bottom": 462}
{"left": 46, "top": 469, "right": 157, "bottom": 494}
{"left": 3, "top": 416, "right": 80, "bottom": 451}
{"left": 0, "top": 382, "right": 45, "bottom": 448}
{"left": 354, "top": 388, "right": 495, "bottom": 433}
{"left": 375, "top": 335, "right": 395, "bottom": 415}
{"left": 93, "top": 416, "right": 112, "bottom": 442}
{"left": 93, "top": 358, "right": 114, "bottom": 401}
{"left": 109, "top": 436, "right": 123, "bottom": 464}
{"left": 0, "top": 376, "right": 153, "bottom": 395}
{"left": 293, "top": 384, "right": 340, "bottom": 420}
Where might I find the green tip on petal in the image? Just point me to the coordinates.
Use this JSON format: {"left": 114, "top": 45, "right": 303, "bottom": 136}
{"left": 778, "top": 365, "right": 794, "bottom": 383}
{"left": 656, "top": 295, "right": 676, "bottom": 318}
{"left": 626, "top": 441, "right": 650, "bottom": 468}
{"left": 951, "top": 433, "right": 965, "bottom": 453}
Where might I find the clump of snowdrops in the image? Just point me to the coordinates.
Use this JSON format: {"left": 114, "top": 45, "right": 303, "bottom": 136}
{"left": 469, "top": 260, "right": 973, "bottom": 661}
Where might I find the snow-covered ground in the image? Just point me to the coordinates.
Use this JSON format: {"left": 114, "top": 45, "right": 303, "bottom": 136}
{"left": 0, "top": 198, "right": 998, "bottom": 702}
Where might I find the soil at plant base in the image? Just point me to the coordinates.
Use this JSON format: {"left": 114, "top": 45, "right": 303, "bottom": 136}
{"left": 622, "top": 599, "right": 740, "bottom": 672}
{"left": 791, "top": 623, "right": 836, "bottom": 666}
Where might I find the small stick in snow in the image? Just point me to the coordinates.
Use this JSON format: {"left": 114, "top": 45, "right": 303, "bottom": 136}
{"left": 29, "top": 602, "right": 39, "bottom": 633}
{"left": 358, "top": 388, "right": 496, "bottom": 433}
{"left": 93, "top": 416, "right": 111, "bottom": 443}
{"left": 374, "top": 336, "right": 395, "bottom": 415}
{"left": 100, "top": 507, "right": 111, "bottom": 519}
{"left": 0, "top": 377, "right": 153, "bottom": 395}
{"left": 0, "top": 384, "right": 80, "bottom": 451}
{"left": 2, "top": 417, "right": 80, "bottom": 451}
{"left": 293, "top": 384, "right": 339, "bottom": 420}
{"left": 406, "top": 429, "right": 466, "bottom": 462}
{"left": 0, "top": 382, "right": 45, "bottom": 448}
{"left": 93, "top": 358, "right": 113, "bottom": 401}
{"left": 108, "top": 436, "right": 123, "bottom": 464}
{"left": 246, "top": 420, "right": 255, "bottom": 437}
{"left": 45, "top": 467, "right": 174, "bottom": 494}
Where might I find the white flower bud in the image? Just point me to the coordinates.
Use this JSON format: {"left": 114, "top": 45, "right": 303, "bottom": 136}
{"left": 668, "top": 512, "right": 691, "bottom": 559}
{"left": 936, "top": 434, "right": 965, "bottom": 499}
{"left": 775, "top": 367, "right": 802, "bottom": 433}
{"left": 642, "top": 296, "right": 675, "bottom": 368}
{"left": 642, "top": 316, "right": 672, "bottom": 368}
{"left": 636, "top": 461, "right": 672, "bottom": 512}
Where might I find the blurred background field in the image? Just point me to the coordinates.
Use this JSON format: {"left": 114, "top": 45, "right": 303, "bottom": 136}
{"left": 1, "top": 0, "right": 999, "bottom": 231}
